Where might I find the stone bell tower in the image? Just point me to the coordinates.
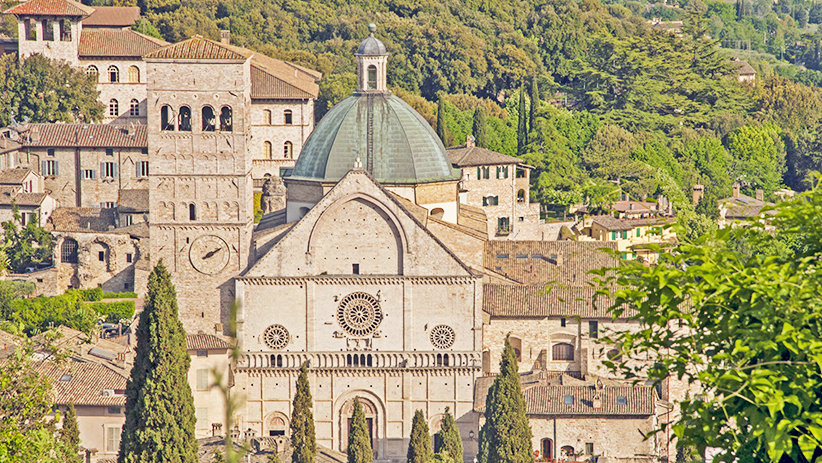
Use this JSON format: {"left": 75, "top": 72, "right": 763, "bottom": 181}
{"left": 355, "top": 24, "right": 389, "bottom": 93}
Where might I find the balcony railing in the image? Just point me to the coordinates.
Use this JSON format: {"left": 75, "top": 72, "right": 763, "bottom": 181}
{"left": 238, "top": 351, "right": 482, "bottom": 370}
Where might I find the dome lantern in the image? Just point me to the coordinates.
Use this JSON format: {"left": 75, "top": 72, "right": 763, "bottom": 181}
{"left": 355, "top": 23, "right": 389, "bottom": 93}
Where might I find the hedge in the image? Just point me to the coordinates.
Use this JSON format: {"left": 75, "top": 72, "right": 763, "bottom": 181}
{"left": 87, "top": 301, "right": 135, "bottom": 323}
{"left": 101, "top": 291, "right": 138, "bottom": 299}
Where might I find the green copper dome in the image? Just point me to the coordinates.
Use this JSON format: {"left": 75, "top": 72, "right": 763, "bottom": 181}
{"left": 289, "top": 93, "right": 460, "bottom": 184}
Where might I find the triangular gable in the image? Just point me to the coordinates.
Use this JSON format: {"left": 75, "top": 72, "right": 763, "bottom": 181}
{"left": 4, "top": 0, "right": 93, "bottom": 16}
{"left": 245, "top": 169, "right": 474, "bottom": 278}
{"left": 143, "top": 35, "right": 249, "bottom": 61}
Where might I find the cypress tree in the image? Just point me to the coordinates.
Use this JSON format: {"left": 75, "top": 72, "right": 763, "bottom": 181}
{"left": 516, "top": 86, "right": 528, "bottom": 156}
{"left": 477, "top": 337, "right": 533, "bottom": 463}
{"left": 435, "top": 407, "right": 462, "bottom": 463}
{"left": 529, "top": 75, "right": 539, "bottom": 134}
{"left": 61, "top": 403, "right": 81, "bottom": 463}
{"left": 291, "top": 362, "right": 317, "bottom": 463}
{"left": 347, "top": 399, "right": 372, "bottom": 463}
{"left": 436, "top": 98, "right": 450, "bottom": 147}
{"left": 118, "top": 260, "right": 197, "bottom": 463}
{"left": 471, "top": 107, "right": 487, "bottom": 149}
{"left": 407, "top": 410, "right": 433, "bottom": 463}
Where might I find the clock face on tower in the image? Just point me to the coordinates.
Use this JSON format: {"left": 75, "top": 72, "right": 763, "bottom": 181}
{"left": 189, "top": 235, "right": 230, "bottom": 274}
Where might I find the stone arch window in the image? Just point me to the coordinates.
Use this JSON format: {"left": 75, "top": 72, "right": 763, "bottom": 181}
{"left": 346, "top": 353, "right": 373, "bottom": 367}
{"left": 265, "top": 413, "right": 289, "bottom": 437}
{"left": 429, "top": 208, "right": 444, "bottom": 219}
{"left": 367, "top": 65, "right": 377, "bottom": 90}
{"left": 263, "top": 141, "right": 272, "bottom": 160}
{"left": 509, "top": 336, "right": 523, "bottom": 362}
{"left": 85, "top": 65, "right": 98, "bottom": 78}
{"left": 202, "top": 106, "right": 216, "bottom": 132}
{"left": 61, "top": 238, "right": 78, "bottom": 264}
{"left": 283, "top": 141, "right": 293, "bottom": 159}
{"left": 178, "top": 106, "right": 192, "bottom": 131}
{"left": 161, "top": 105, "right": 175, "bottom": 131}
{"left": 129, "top": 99, "right": 140, "bottom": 117}
{"left": 340, "top": 397, "right": 378, "bottom": 457}
{"left": 108, "top": 65, "right": 119, "bottom": 83}
{"left": 220, "top": 106, "right": 232, "bottom": 132}
{"left": 109, "top": 99, "right": 119, "bottom": 117}
{"left": 435, "top": 353, "right": 450, "bottom": 367}
{"left": 541, "top": 438, "right": 554, "bottom": 460}
{"left": 517, "top": 189, "right": 525, "bottom": 203}
{"left": 189, "top": 203, "right": 196, "bottom": 221}
{"left": 263, "top": 109, "right": 271, "bottom": 125}
{"left": 59, "top": 19, "right": 71, "bottom": 41}
{"left": 128, "top": 65, "right": 140, "bottom": 83}
{"left": 552, "top": 343, "right": 574, "bottom": 361}
{"left": 284, "top": 109, "right": 293, "bottom": 125}
{"left": 270, "top": 354, "right": 283, "bottom": 367}
{"left": 560, "top": 446, "right": 575, "bottom": 459}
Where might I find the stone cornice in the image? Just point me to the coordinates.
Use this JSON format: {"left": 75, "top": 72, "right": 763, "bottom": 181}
{"left": 237, "top": 275, "right": 480, "bottom": 285}
{"left": 238, "top": 366, "right": 481, "bottom": 377}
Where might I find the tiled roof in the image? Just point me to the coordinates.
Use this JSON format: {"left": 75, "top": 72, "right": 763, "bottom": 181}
{"left": 20, "top": 124, "right": 147, "bottom": 148}
{"left": 118, "top": 189, "right": 148, "bottom": 212}
{"left": 720, "top": 194, "right": 774, "bottom": 219}
{"left": 79, "top": 29, "right": 167, "bottom": 58}
{"left": 524, "top": 384, "right": 655, "bottom": 416}
{"left": 736, "top": 60, "right": 756, "bottom": 76}
{"left": 484, "top": 241, "right": 618, "bottom": 286}
{"left": 144, "top": 35, "right": 249, "bottom": 60}
{"left": 0, "top": 168, "right": 33, "bottom": 185}
{"left": 4, "top": 0, "right": 93, "bottom": 16}
{"left": 82, "top": 6, "right": 139, "bottom": 27}
{"left": 613, "top": 200, "right": 656, "bottom": 214}
{"left": 33, "top": 358, "right": 127, "bottom": 406}
{"left": 0, "top": 190, "right": 47, "bottom": 206}
{"left": 483, "top": 284, "right": 616, "bottom": 318}
{"left": 187, "top": 333, "right": 232, "bottom": 351}
{"left": 46, "top": 207, "right": 116, "bottom": 232}
{"left": 251, "top": 65, "right": 316, "bottom": 99}
{"left": 0, "top": 329, "right": 22, "bottom": 359}
{"left": 591, "top": 215, "right": 673, "bottom": 232}
{"left": 447, "top": 145, "right": 522, "bottom": 167}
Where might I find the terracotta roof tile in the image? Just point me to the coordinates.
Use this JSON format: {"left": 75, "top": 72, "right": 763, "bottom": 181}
{"left": 483, "top": 284, "right": 617, "bottom": 318}
{"left": 524, "top": 384, "right": 655, "bottom": 416}
{"left": 47, "top": 207, "right": 116, "bottom": 232}
{"left": 144, "top": 35, "right": 248, "bottom": 60}
{"left": 250, "top": 64, "right": 317, "bottom": 99}
{"left": 447, "top": 145, "right": 523, "bottom": 167}
{"left": 20, "top": 123, "right": 147, "bottom": 148}
{"left": 117, "top": 188, "right": 148, "bottom": 212}
{"left": 33, "top": 358, "right": 127, "bottom": 406}
{"left": 591, "top": 215, "right": 673, "bottom": 232}
{"left": 484, "top": 241, "right": 618, "bottom": 286}
{"left": 4, "top": 0, "right": 93, "bottom": 16}
{"left": 82, "top": 6, "right": 139, "bottom": 27}
{"left": 187, "top": 333, "right": 232, "bottom": 351}
{"left": 720, "top": 194, "right": 774, "bottom": 219}
{"left": 0, "top": 168, "right": 34, "bottom": 185}
{"left": 0, "top": 191, "right": 47, "bottom": 206}
{"left": 79, "top": 29, "right": 167, "bottom": 58}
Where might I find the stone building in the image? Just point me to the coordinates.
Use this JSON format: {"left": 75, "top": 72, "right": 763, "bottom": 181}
{"left": 187, "top": 333, "right": 233, "bottom": 439}
{"left": 0, "top": 167, "right": 56, "bottom": 226}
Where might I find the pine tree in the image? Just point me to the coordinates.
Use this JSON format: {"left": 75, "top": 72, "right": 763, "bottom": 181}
{"left": 529, "top": 75, "right": 539, "bottom": 134}
{"left": 407, "top": 410, "right": 433, "bottom": 463}
{"left": 347, "top": 399, "right": 372, "bottom": 463}
{"left": 435, "top": 407, "right": 462, "bottom": 463}
{"left": 61, "top": 403, "right": 81, "bottom": 463}
{"left": 436, "top": 98, "right": 450, "bottom": 147}
{"left": 471, "top": 107, "right": 487, "bottom": 149}
{"left": 291, "top": 362, "right": 317, "bottom": 463}
{"left": 517, "top": 86, "right": 528, "bottom": 156}
{"left": 477, "top": 337, "right": 533, "bottom": 463}
{"left": 118, "top": 260, "right": 198, "bottom": 463}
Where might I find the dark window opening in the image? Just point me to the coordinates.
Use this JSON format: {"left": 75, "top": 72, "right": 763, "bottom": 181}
{"left": 589, "top": 321, "right": 599, "bottom": 339}
{"left": 161, "top": 106, "right": 174, "bottom": 131}
{"left": 553, "top": 343, "right": 574, "bottom": 361}
{"left": 189, "top": 204, "right": 196, "bottom": 221}
{"left": 202, "top": 106, "right": 216, "bottom": 131}
{"left": 59, "top": 19, "right": 71, "bottom": 41}
{"left": 270, "top": 354, "right": 283, "bottom": 367}
{"left": 61, "top": 238, "right": 78, "bottom": 264}
{"left": 178, "top": 106, "right": 192, "bottom": 131}
{"left": 106, "top": 148, "right": 113, "bottom": 157}
{"left": 560, "top": 318, "right": 566, "bottom": 327}
{"left": 352, "top": 263, "right": 359, "bottom": 275}
{"left": 42, "top": 20, "right": 54, "bottom": 41}
{"left": 126, "top": 253, "right": 133, "bottom": 263}
{"left": 284, "top": 110, "right": 293, "bottom": 125}
{"left": 98, "top": 251, "right": 105, "bottom": 262}
{"left": 220, "top": 106, "right": 232, "bottom": 131}
{"left": 24, "top": 19, "right": 35, "bottom": 41}
{"left": 270, "top": 430, "right": 285, "bottom": 436}
{"left": 367, "top": 65, "right": 377, "bottom": 89}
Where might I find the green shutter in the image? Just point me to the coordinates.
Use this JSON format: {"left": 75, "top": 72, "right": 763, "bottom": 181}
{"left": 477, "top": 167, "right": 481, "bottom": 179}
{"left": 636, "top": 228, "right": 641, "bottom": 237}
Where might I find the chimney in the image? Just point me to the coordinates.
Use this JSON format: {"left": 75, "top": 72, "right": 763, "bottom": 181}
{"left": 466, "top": 135, "right": 476, "bottom": 148}
{"left": 556, "top": 253, "right": 563, "bottom": 266}
{"left": 30, "top": 126, "right": 40, "bottom": 143}
{"left": 220, "top": 30, "right": 230, "bottom": 45}
{"left": 756, "top": 189, "right": 764, "bottom": 201}
{"left": 732, "top": 183, "right": 740, "bottom": 198}
{"left": 692, "top": 184, "right": 704, "bottom": 206}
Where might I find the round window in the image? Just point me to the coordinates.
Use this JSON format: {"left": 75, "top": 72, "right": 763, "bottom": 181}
{"left": 337, "top": 292, "right": 383, "bottom": 337}
{"left": 263, "top": 324, "right": 289, "bottom": 350}
{"left": 430, "top": 325, "right": 455, "bottom": 349}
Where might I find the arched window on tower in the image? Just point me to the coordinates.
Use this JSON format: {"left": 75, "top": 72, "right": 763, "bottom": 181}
{"left": 283, "top": 141, "right": 293, "bottom": 159}
{"left": 263, "top": 141, "right": 272, "bottom": 160}
{"left": 220, "top": 106, "right": 232, "bottom": 132}
{"left": 61, "top": 238, "right": 78, "bottom": 264}
{"left": 178, "top": 106, "right": 192, "bottom": 131}
{"left": 367, "top": 65, "right": 377, "bottom": 90}
{"left": 189, "top": 203, "right": 196, "bottom": 221}
{"left": 517, "top": 189, "right": 525, "bottom": 203}
{"left": 108, "top": 65, "right": 119, "bottom": 83}
{"left": 202, "top": 106, "right": 216, "bottom": 132}
{"left": 161, "top": 105, "right": 174, "bottom": 131}
{"left": 128, "top": 65, "right": 140, "bottom": 83}
{"left": 129, "top": 99, "right": 139, "bottom": 117}
{"left": 86, "top": 65, "right": 98, "bottom": 80}
{"left": 263, "top": 109, "right": 271, "bottom": 125}
{"left": 108, "top": 99, "right": 119, "bottom": 117}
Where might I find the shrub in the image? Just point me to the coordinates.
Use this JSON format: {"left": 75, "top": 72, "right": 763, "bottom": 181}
{"left": 101, "top": 291, "right": 138, "bottom": 299}
{"left": 88, "top": 301, "right": 136, "bottom": 323}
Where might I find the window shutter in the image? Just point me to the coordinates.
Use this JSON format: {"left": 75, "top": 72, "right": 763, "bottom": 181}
{"left": 505, "top": 166, "right": 509, "bottom": 178}
{"left": 136, "top": 163, "right": 141, "bottom": 178}
{"left": 54, "top": 161, "right": 58, "bottom": 176}
{"left": 100, "top": 162, "right": 106, "bottom": 178}
{"left": 41, "top": 160, "right": 46, "bottom": 175}
{"left": 197, "top": 369, "right": 208, "bottom": 390}
{"left": 494, "top": 196, "right": 499, "bottom": 206}
{"left": 496, "top": 166, "right": 500, "bottom": 179}
{"left": 482, "top": 197, "right": 487, "bottom": 206}
{"left": 113, "top": 163, "right": 118, "bottom": 178}
{"left": 477, "top": 167, "right": 481, "bottom": 179}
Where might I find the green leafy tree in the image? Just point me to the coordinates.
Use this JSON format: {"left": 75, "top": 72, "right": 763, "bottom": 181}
{"left": 725, "top": 123, "right": 786, "bottom": 195}
{"left": 436, "top": 98, "right": 450, "bottom": 147}
{"left": 347, "top": 399, "right": 372, "bottom": 463}
{"left": 599, "top": 182, "right": 822, "bottom": 462}
{"left": 407, "top": 410, "right": 433, "bottom": 463}
{"left": 478, "top": 337, "right": 532, "bottom": 463}
{"left": 529, "top": 75, "right": 539, "bottom": 133}
{"left": 517, "top": 87, "right": 528, "bottom": 155}
{"left": 472, "top": 106, "right": 488, "bottom": 148}
{"left": 291, "top": 362, "right": 317, "bottom": 463}
{"left": 434, "top": 407, "right": 462, "bottom": 463}
{"left": 60, "top": 404, "right": 81, "bottom": 463}
{"left": 269, "top": 452, "right": 282, "bottom": 463}
{"left": 118, "top": 261, "right": 197, "bottom": 463}
{"left": 2, "top": 202, "right": 53, "bottom": 274}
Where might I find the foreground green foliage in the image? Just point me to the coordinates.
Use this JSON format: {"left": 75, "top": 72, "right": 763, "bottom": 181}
{"left": 347, "top": 399, "right": 372, "bottom": 463}
{"left": 2, "top": 204, "right": 53, "bottom": 275}
{"left": 599, "top": 182, "right": 822, "bottom": 462}
{"left": 291, "top": 362, "right": 317, "bottom": 463}
{"left": 435, "top": 407, "right": 463, "bottom": 463}
{"left": 478, "top": 337, "right": 533, "bottom": 463}
{"left": 60, "top": 404, "right": 81, "bottom": 463}
{"left": 119, "top": 261, "right": 197, "bottom": 463}
{"left": 407, "top": 410, "right": 433, "bottom": 463}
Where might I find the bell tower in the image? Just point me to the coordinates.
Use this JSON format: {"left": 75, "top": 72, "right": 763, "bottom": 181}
{"left": 355, "top": 24, "right": 389, "bottom": 93}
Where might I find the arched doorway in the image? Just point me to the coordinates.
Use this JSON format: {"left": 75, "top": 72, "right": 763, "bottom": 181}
{"left": 264, "top": 412, "right": 289, "bottom": 437}
{"left": 339, "top": 396, "right": 378, "bottom": 459}
{"left": 541, "top": 438, "right": 553, "bottom": 460}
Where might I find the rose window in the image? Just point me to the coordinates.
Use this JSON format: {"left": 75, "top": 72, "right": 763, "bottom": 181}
{"left": 337, "top": 292, "right": 383, "bottom": 337}
{"left": 430, "top": 325, "right": 455, "bottom": 349}
{"left": 263, "top": 324, "right": 289, "bottom": 350}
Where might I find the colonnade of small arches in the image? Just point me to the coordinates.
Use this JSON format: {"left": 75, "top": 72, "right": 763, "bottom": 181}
{"left": 159, "top": 105, "right": 233, "bottom": 132}
{"left": 86, "top": 65, "right": 140, "bottom": 84}
{"left": 239, "top": 351, "right": 481, "bottom": 370}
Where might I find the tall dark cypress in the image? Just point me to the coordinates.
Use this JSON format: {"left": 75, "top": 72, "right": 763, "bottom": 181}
{"left": 118, "top": 261, "right": 197, "bottom": 463}
{"left": 472, "top": 107, "right": 488, "bottom": 149}
{"left": 407, "top": 410, "right": 433, "bottom": 463}
{"left": 529, "top": 75, "right": 539, "bottom": 134}
{"left": 477, "top": 337, "right": 533, "bottom": 463}
{"left": 516, "top": 86, "right": 528, "bottom": 156}
{"left": 291, "top": 362, "right": 317, "bottom": 463}
{"left": 436, "top": 98, "right": 450, "bottom": 147}
{"left": 435, "top": 407, "right": 462, "bottom": 463}
{"left": 61, "top": 403, "right": 81, "bottom": 463}
{"left": 348, "top": 399, "right": 372, "bottom": 463}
